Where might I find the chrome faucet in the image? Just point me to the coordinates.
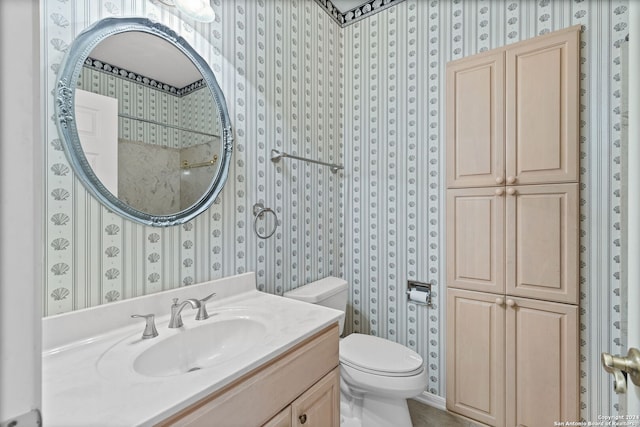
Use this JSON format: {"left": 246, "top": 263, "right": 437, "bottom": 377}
{"left": 168, "top": 298, "right": 200, "bottom": 328}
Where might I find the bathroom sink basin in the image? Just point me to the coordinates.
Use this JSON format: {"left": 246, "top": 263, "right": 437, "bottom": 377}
{"left": 134, "top": 317, "right": 267, "bottom": 377}
{"left": 97, "top": 311, "right": 269, "bottom": 379}
{"left": 44, "top": 274, "right": 345, "bottom": 427}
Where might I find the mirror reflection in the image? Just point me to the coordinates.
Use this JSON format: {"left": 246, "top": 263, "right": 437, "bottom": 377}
{"left": 74, "top": 31, "right": 222, "bottom": 216}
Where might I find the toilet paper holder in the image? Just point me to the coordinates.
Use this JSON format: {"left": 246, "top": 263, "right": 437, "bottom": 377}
{"left": 406, "top": 280, "right": 432, "bottom": 306}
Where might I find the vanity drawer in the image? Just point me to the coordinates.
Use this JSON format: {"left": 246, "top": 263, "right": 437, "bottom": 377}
{"left": 158, "top": 323, "right": 340, "bottom": 427}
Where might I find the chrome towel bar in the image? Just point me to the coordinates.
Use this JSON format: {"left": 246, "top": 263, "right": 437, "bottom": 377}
{"left": 118, "top": 113, "right": 220, "bottom": 138}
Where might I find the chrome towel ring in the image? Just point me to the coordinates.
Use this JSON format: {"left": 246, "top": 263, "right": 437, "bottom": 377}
{"left": 252, "top": 203, "right": 278, "bottom": 239}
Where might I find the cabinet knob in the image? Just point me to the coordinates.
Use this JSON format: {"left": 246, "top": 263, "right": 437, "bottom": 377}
{"left": 299, "top": 414, "right": 308, "bottom": 424}
{"left": 507, "top": 188, "right": 516, "bottom": 196}
{"left": 496, "top": 176, "right": 504, "bottom": 184}
{"left": 496, "top": 297, "right": 504, "bottom": 306}
{"left": 495, "top": 188, "right": 504, "bottom": 196}
{"left": 507, "top": 176, "right": 517, "bottom": 184}
{"left": 506, "top": 299, "right": 516, "bottom": 307}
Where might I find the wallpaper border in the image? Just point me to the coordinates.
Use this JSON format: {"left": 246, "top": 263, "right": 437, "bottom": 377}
{"left": 314, "top": 0, "right": 406, "bottom": 27}
{"left": 84, "top": 56, "right": 206, "bottom": 96}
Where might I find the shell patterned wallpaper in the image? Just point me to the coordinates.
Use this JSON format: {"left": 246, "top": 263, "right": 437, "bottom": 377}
{"left": 78, "top": 65, "right": 220, "bottom": 149}
{"left": 340, "top": 0, "right": 627, "bottom": 419}
{"left": 44, "top": 0, "right": 342, "bottom": 314}
{"left": 44, "top": 0, "right": 627, "bottom": 420}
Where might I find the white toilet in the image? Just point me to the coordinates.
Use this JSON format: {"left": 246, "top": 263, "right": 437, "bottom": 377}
{"left": 284, "top": 277, "right": 428, "bottom": 427}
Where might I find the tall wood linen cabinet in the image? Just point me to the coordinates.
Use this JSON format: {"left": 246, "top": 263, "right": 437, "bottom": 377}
{"left": 445, "top": 26, "right": 581, "bottom": 427}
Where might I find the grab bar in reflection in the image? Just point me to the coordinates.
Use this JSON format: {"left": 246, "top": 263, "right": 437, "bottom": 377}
{"left": 271, "top": 149, "right": 343, "bottom": 174}
{"left": 181, "top": 155, "right": 218, "bottom": 170}
{"left": 118, "top": 113, "right": 220, "bottom": 138}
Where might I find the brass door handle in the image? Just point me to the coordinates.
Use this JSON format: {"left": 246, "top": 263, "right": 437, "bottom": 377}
{"left": 602, "top": 347, "right": 640, "bottom": 393}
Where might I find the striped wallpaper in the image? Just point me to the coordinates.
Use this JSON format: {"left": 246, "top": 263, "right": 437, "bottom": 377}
{"left": 43, "top": 0, "right": 628, "bottom": 420}
{"left": 341, "top": 0, "right": 627, "bottom": 420}
{"left": 44, "top": 0, "right": 342, "bottom": 312}
{"left": 78, "top": 65, "right": 220, "bottom": 149}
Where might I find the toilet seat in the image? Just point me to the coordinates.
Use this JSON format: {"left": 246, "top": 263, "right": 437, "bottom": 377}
{"left": 340, "top": 362, "right": 428, "bottom": 398}
{"left": 340, "top": 359, "right": 424, "bottom": 377}
{"left": 339, "top": 333, "right": 424, "bottom": 377}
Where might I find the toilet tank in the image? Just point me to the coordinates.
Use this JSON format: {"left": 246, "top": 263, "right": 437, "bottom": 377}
{"left": 284, "top": 277, "right": 348, "bottom": 334}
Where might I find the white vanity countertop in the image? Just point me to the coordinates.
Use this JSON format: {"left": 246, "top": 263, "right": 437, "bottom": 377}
{"left": 42, "top": 273, "right": 342, "bottom": 427}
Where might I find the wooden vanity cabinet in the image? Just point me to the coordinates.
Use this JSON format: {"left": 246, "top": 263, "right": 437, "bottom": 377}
{"left": 446, "top": 187, "right": 506, "bottom": 295}
{"left": 447, "top": 183, "right": 579, "bottom": 305}
{"left": 446, "top": 289, "right": 578, "bottom": 427}
{"left": 158, "top": 324, "right": 340, "bottom": 427}
{"left": 505, "top": 183, "right": 579, "bottom": 304}
{"left": 505, "top": 28, "right": 580, "bottom": 186}
{"left": 265, "top": 368, "right": 340, "bottom": 427}
{"left": 445, "top": 25, "right": 581, "bottom": 427}
{"left": 446, "top": 289, "right": 506, "bottom": 427}
{"left": 447, "top": 25, "right": 580, "bottom": 189}
{"left": 505, "top": 296, "right": 578, "bottom": 427}
{"left": 264, "top": 407, "right": 292, "bottom": 427}
{"left": 446, "top": 50, "right": 505, "bottom": 188}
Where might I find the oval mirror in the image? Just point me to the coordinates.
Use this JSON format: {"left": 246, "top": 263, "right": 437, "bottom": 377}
{"left": 55, "top": 17, "right": 233, "bottom": 227}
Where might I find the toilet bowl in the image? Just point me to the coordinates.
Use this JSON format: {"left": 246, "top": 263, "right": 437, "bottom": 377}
{"left": 339, "top": 333, "right": 428, "bottom": 427}
{"left": 284, "top": 277, "right": 428, "bottom": 427}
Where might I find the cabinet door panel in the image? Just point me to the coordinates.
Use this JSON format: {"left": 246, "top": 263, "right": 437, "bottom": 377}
{"left": 291, "top": 368, "right": 339, "bottom": 427}
{"left": 506, "top": 298, "right": 579, "bottom": 426}
{"left": 447, "top": 50, "right": 505, "bottom": 188}
{"left": 506, "top": 27, "right": 579, "bottom": 184}
{"left": 447, "top": 187, "right": 505, "bottom": 294}
{"left": 446, "top": 289, "right": 505, "bottom": 427}
{"left": 263, "top": 407, "right": 292, "bottom": 427}
{"left": 506, "top": 183, "right": 578, "bottom": 304}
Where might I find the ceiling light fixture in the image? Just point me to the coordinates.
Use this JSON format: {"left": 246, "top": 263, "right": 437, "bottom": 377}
{"left": 156, "top": 0, "right": 216, "bottom": 23}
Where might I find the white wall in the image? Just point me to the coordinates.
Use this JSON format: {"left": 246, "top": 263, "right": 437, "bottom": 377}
{"left": 0, "top": 0, "right": 42, "bottom": 423}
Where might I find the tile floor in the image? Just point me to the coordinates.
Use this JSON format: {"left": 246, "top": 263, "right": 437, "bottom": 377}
{"left": 408, "top": 399, "right": 483, "bottom": 427}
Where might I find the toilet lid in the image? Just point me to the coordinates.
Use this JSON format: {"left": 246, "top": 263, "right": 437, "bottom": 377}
{"left": 340, "top": 334, "right": 424, "bottom": 376}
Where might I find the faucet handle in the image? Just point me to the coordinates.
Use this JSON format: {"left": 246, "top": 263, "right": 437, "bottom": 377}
{"left": 196, "top": 292, "right": 217, "bottom": 320}
{"left": 131, "top": 314, "right": 159, "bottom": 339}
{"left": 200, "top": 292, "right": 217, "bottom": 304}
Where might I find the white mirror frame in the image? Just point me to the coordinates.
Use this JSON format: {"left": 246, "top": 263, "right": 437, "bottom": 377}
{"left": 54, "top": 17, "right": 233, "bottom": 227}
